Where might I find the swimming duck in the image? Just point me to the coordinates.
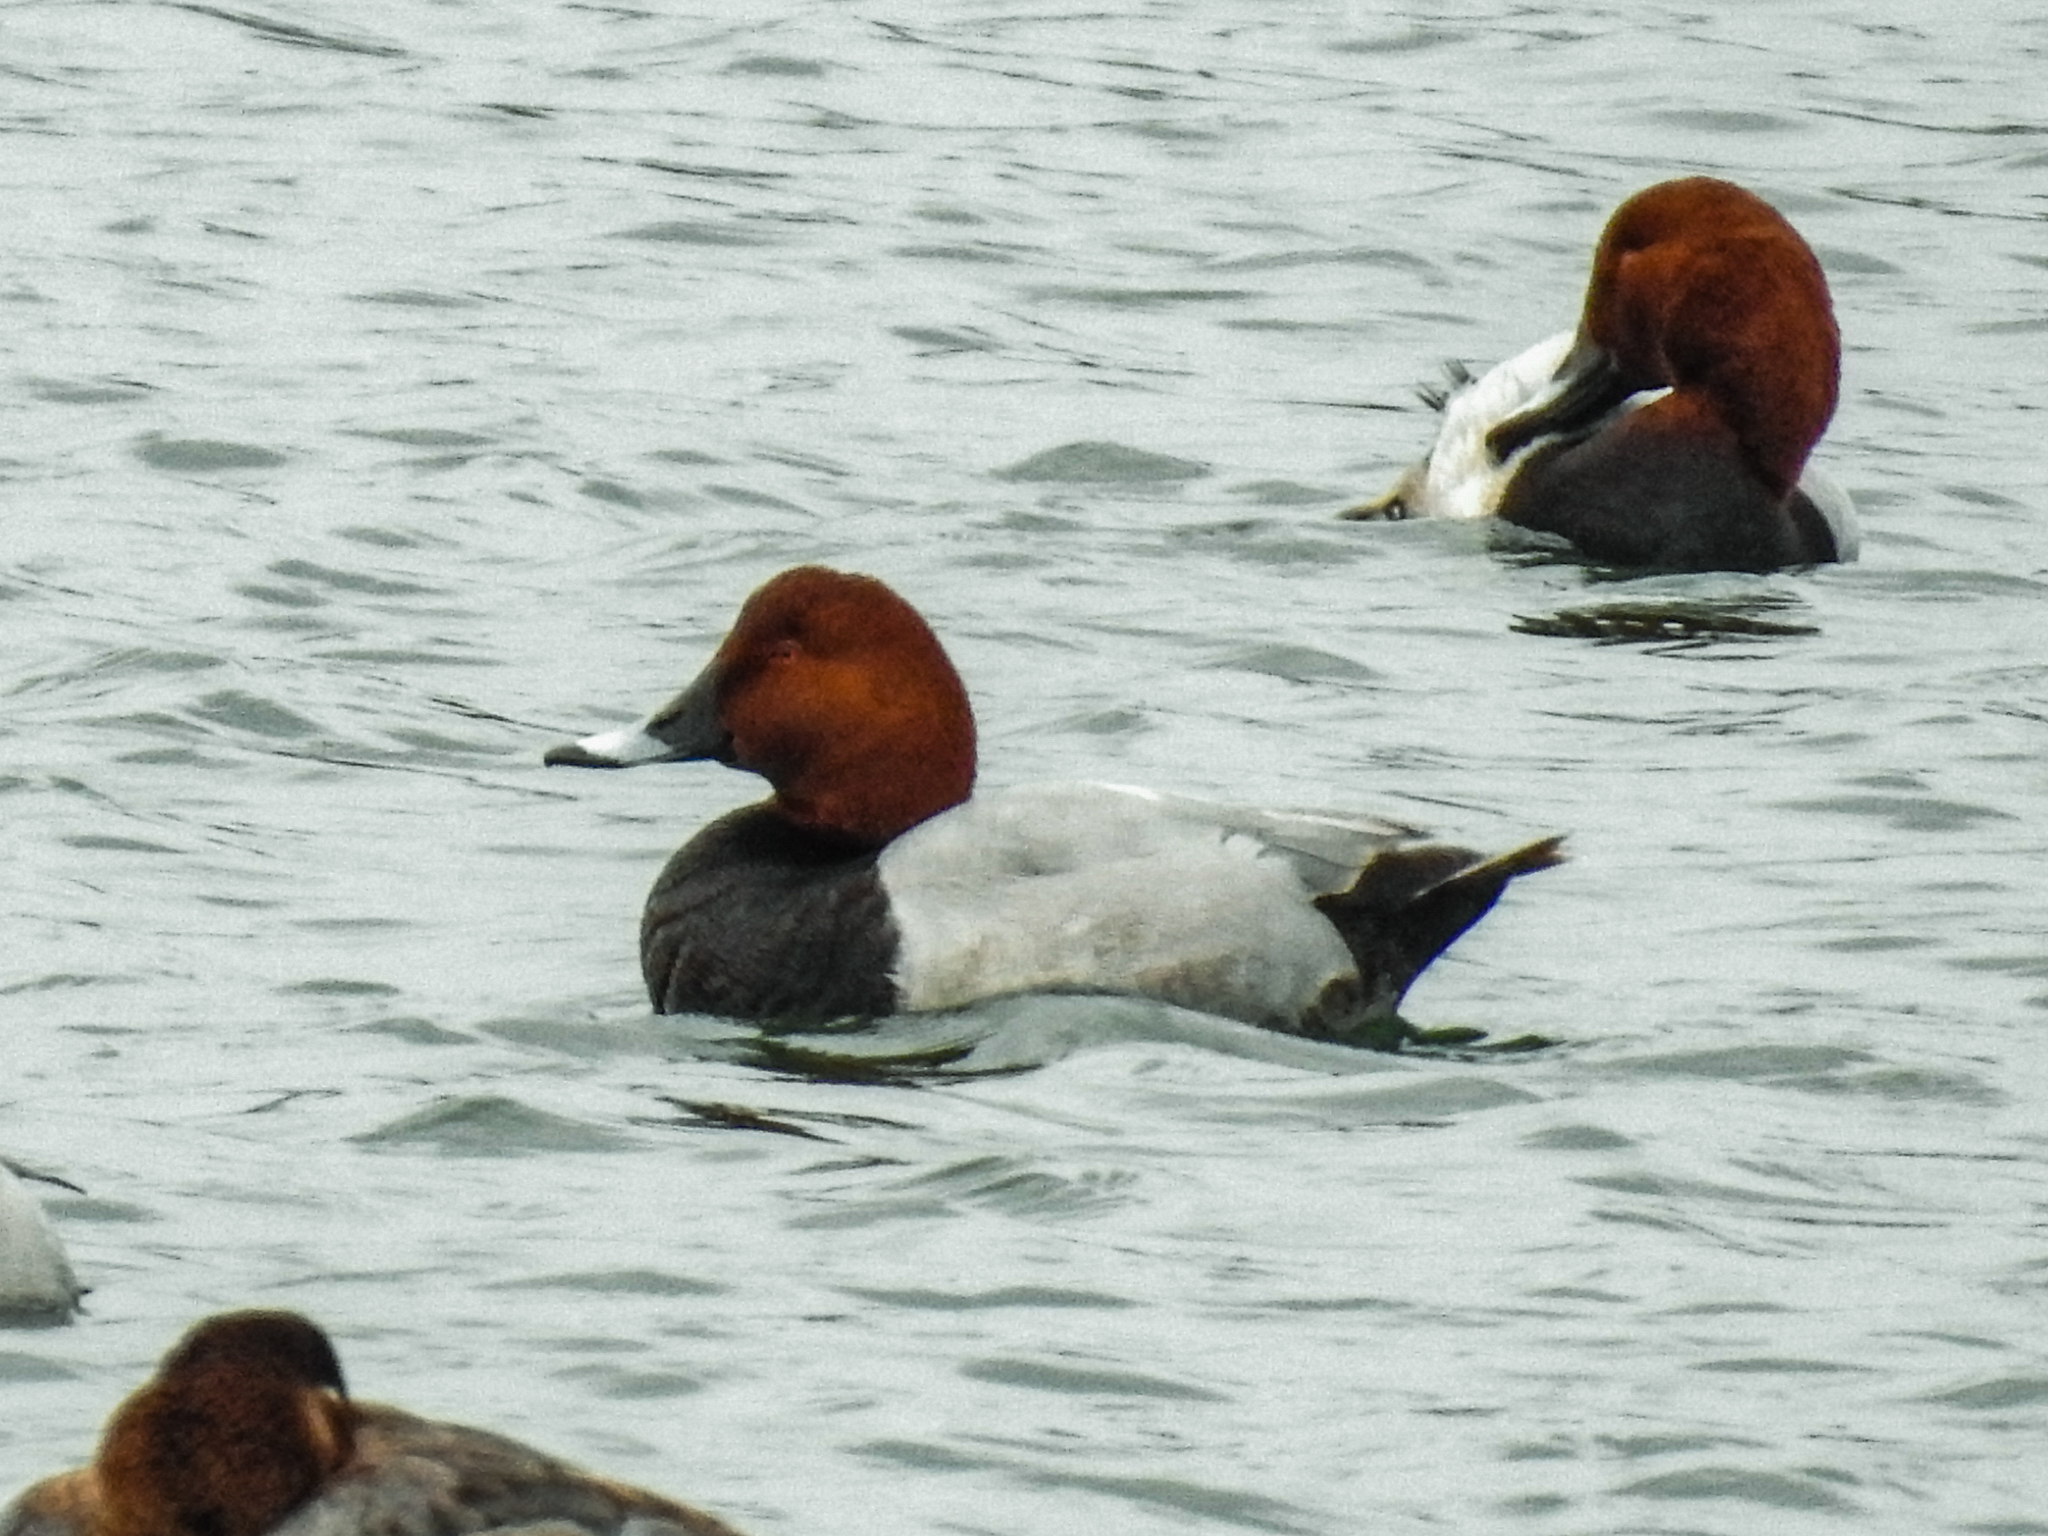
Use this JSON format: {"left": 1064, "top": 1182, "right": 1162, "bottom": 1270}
{"left": 0, "top": 1160, "right": 82, "bottom": 1325}
{"left": 0, "top": 1309, "right": 745, "bottom": 1536}
{"left": 1350, "top": 176, "right": 1857, "bottom": 572}
{"left": 545, "top": 565, "right": 1561, "bottom": 1049}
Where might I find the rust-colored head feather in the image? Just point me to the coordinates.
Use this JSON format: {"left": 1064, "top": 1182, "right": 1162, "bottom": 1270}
{"left": 93, "top": 1310, "right": 356, "bottom": 1536}
{"left": 1576, "top": 176, "right": 1839, "bottom": 496}
{"left": 705, "top": 566, "right": 977, "bottom": 845}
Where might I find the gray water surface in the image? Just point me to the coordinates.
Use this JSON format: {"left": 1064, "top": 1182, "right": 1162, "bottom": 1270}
{"left": 5, "top": 4, "right": 2048, "bottom": 1534}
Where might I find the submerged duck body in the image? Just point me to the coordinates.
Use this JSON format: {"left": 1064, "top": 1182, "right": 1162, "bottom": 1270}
{"left": 546, "top": 566, "right": 1560, "bottom": 1048}
{"left": 1352, "top": 177, "right": 1856, "bottom": 573}
{"left": 1, "top": 1310, "right": 744, "bottom": 1536}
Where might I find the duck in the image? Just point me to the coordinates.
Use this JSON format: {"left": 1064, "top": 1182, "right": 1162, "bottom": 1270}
{"left": 0, "top": 1159, "right": 83, "bottom": 1325}
{"left": 1348, "top": 176, "right": 1858, "bottom": 573}
{"left": 544, "top": 565, "right": 1561, "bottom": 1049}
{"left": 0, "top": 1308, "right": 747, "bottom": 1536}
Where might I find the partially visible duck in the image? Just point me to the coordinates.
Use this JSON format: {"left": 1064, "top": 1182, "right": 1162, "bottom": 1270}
{"left": 545, "top": 565, "right": 1561, "bottom": 1049}
{"left": 1350, "top": 176, "right": 1857, "bottom": 572}
{"left": 0, "top": 1309, "right": 746, "bottom": 1536}
{"left": 0, "top": 1160, "right": 82, "bottom": 1325}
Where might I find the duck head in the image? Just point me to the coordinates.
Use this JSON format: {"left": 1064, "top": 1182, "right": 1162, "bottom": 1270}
{"left": 1485, "top": 176, "right": 1840, "bottom": 499}
{"left": 93, "top": 1310, "right": 355, "bottom": 1536}
{"left": 546, "top": 566, "right": 977, "bottom": 847}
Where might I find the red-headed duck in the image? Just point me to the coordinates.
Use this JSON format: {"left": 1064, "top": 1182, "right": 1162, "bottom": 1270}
{"left": 1350, "top": 176, "right": 1857, "bottom": 572}
{"left": 1, "top": 1309, "right": 746, "bottom": 1536}
{"left": 544, "top": 565, "right": 1561, "bottom": 1049}
{"left": 0, "top": 1160, "right": 82, "bottom": 1325}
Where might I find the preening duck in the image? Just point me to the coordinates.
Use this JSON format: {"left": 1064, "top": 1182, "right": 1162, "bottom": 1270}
{"left": 1351, "top": 176, "right": 1856, "bottom": 573}
{"left": 0, "top": 1309, "right": 745, "bottom": 1536}
{"left": 546, "top": 566, "right": 1560, "bottom": 1049}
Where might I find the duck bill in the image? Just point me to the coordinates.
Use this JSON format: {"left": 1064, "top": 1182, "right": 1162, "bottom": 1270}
{"left": 543, "top": 662, "right": 733, "bottom": 770}
{"left": 1482, "top": 333, "right": 1629, "bottom": 464}
{"left": 1338, "top": 462, "right": 1423, "bottom": 522}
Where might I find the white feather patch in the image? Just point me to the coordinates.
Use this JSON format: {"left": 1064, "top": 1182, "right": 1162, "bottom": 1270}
{"left": 1396, "top": 330, "right": 1577, "bottom": 520}
{"left": 1388, "top": 329, "right": 1858, "bottom": 560}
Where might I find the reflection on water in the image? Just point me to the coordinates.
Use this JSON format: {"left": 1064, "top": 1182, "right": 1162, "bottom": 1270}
{"left": 1511, "top": 595, "right": 1823, "bottom": 646}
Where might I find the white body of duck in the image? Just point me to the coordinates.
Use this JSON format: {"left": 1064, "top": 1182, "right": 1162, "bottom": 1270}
{"left": 1365, "top": 329, "right": 1859, "bottom": 561}
{"left": 0, "top": 1162, "right": 82, "bottom": 1324}
{"left": 882, "top": 781, "right": 1430, "bottom": 1019}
